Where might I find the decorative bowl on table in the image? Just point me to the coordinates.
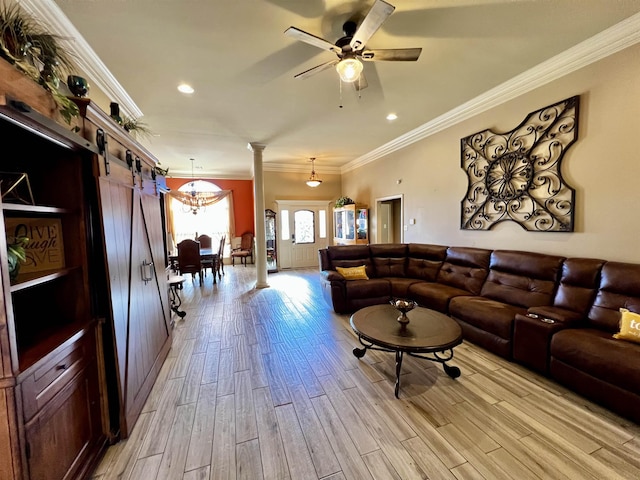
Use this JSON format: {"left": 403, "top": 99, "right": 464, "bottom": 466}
{"left": 390, "top": 298, "right": 417, "bottom": 325}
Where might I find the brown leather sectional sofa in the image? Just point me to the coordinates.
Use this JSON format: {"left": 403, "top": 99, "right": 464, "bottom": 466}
{"left": 318, "top": 243, "right": 640, "bottom": 423}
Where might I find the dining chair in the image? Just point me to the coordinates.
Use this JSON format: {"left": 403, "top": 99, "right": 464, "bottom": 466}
{"left": 231, "top": 232, "right": 254, "bottom": 266}
{"left": 197, "top": 234, "right": 214, "bottom": 276}
{"left": 216, "top": 235, "right": 226, "bottom": 279}
{"left": 177, "top": 239, "right": 203, "bottom": 285}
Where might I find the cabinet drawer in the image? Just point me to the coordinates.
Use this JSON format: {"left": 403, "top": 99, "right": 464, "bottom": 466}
{"left": 20, "top": 329, "right": 95, "bottom": 422}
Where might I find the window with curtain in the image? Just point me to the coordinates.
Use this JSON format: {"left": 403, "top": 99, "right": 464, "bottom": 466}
{"left": 170, "top": 180, "right": 232, "bottom": 256}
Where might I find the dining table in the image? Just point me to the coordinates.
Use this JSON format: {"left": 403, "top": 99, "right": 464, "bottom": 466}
{"left": 169, "top": 248, "right": 221, "bottom": 283}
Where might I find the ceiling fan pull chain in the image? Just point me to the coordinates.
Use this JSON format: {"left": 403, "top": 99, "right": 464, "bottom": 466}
{"left": 339, "top": 78, "right": 343, "bottom": 109}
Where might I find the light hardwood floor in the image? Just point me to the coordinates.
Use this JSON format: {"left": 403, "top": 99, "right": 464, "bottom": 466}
{"left": 91, "top": 266, "right": 640, "bottom": 480}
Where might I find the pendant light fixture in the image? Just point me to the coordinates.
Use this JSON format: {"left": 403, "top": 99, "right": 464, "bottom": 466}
{"left": 182, "top": 158, "right": 206, "bottom": 214}
{"left": 306, "top": 157, "right": 322, "bottom": 187}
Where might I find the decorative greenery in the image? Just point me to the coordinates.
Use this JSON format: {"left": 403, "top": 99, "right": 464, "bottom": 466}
{"left": 121, "top": 114, "right": 153, "bottom": 139}
{"left": 6, "top": 233, "right": 28, "bottom": 281}
{"left": 335, "top": 196, "right": 354, "bottom": 208}
{"left": 0, "top": 3, "right": 79, "bottom": 124}
{"left": 52, "top": 89, "right": 79, "bottom": 127}
{"left": 154, "top": 165, "right": 169, "bottom": 177}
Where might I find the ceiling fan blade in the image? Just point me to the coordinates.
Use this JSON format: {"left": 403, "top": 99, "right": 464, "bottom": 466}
{"left": 354, "top": 72, "right": 368, "bottom": 91}
{"left": 361, "top": 48, "right": 422, "bottom": 61}
{"left": 293, "top": 59, "right": 339, "bottom": 80}
{"left": 350, "top": 0, "right": 395, "bottom": 51}
{"left": 284, "top": 27, "right": 342, "bottom": 54}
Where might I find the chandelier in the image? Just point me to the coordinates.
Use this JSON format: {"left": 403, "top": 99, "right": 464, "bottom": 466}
{"left": 183, "top": 158, "right": 207, "bottom": 215}
{"left": 306, "top": 157, "right": 322, "bottom": 187}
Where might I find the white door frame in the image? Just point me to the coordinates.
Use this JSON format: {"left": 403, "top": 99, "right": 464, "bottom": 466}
{"left": 375, "top": 194, "right": 404, "bottom": 244}
{"left": 275, "top": 200, "right": 332, "bottom": 269}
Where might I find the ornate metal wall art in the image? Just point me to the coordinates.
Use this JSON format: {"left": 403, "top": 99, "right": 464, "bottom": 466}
{"left": 460, "top": 96, "right": 579, "bottom": 232}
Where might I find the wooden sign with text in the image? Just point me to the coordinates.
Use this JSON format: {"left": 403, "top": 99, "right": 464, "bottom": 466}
{"left": 5, "top": 217, "right": 65, "bottom": 274}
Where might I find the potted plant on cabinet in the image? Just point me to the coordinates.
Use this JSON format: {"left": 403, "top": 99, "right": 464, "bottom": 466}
{"left": 0, "top": 3, "right": 79, "bottom": 124}
{"left": 335, "top": 196, "right": 354, "bottom": 208}
{"left": 6, "top": 233, "right": 28, "bottom": 281}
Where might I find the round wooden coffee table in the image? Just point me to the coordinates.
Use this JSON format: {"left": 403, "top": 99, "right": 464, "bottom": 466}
{"left": 350, "top": 304, "right": 463, "bottom": 397}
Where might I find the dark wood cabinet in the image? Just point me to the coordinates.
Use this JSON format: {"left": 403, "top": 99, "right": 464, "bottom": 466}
{"left": 0, "top": 58, "right": 107, "bottom": 480}
{"left": 0, "top": 58, "right": 171, "bottom": 479}
{"left": 22, "top": 328, "right": 103, "bottom": 480}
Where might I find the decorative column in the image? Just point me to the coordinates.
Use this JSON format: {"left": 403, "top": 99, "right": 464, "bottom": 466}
{"left": 248, "top": 142, "right": 269, "bottom": 289}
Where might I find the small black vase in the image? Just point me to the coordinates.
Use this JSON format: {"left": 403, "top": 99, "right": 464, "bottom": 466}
{"left": 110, "top": 102, "right": 123, "bottom": 125}
{"left": 67, "top": 75, "right": 89, "bottom": 97}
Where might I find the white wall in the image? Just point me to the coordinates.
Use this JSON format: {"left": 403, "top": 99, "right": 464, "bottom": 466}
{"left": 342, "top": 43, "right": 640, "bottom": 263}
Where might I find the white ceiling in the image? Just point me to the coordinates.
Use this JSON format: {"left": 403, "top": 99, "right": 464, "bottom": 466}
{"left": 37, "top": 1, "right": 640, "bottom": 177}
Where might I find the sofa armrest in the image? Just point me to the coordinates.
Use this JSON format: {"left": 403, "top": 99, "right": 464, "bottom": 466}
{"left": 321, "top": 269, "right": 346, "bottom": 283}
{"left": 526, "top": 305, "right": 585, "bottom": 325}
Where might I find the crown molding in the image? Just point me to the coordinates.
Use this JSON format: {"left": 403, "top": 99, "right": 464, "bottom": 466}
{"left": 20, "top": 0, "right": 143, "bottom": 119}
{"left": 169, "top": 171, "right": 254, "bottom": 181}
{"left": 263, "top": 162, "right": 342, "bottom": 174}
{"left": 342, "top": 12, "right": 640, "bottom": 174}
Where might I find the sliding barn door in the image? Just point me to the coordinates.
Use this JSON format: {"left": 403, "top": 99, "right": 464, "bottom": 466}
{"left": 98, "top": 174, "right": 171, "bottom": 437}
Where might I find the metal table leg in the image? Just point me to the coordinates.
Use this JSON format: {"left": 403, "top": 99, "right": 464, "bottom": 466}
{"left": 168, "top": 276, "right": 186, "bottom": 318}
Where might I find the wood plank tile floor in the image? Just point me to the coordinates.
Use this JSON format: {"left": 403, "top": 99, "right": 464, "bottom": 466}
{"left": 91, "top": 266, "right": 640, "bottom": 480}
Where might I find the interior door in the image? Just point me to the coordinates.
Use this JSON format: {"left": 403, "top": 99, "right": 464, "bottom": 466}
{"left": 277, "top": 201, "right": 330, "bottom": 269}
{"left": 376, "top": 196, "right": 404, "bottom": 244}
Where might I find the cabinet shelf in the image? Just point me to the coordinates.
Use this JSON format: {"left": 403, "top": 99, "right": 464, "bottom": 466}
{"left": 10, "top": 266, "right": 80, "bottom": 292}
{"left": 18, "top": 321, "right": 87, "bottom": 373}
{"left": 3, "top": 204, "right": 73, "bottom": 215}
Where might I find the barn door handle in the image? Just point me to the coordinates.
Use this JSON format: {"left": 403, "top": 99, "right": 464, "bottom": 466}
{"left": 141, "top": 259, "right": 154, "bottom": 284}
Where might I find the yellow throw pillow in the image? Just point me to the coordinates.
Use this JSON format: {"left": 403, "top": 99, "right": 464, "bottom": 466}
{"left": 336, "top": 265, "right": 369, "bottom": 280}
{"left": 613, "top": 308, "right": 640, "bottom": 344}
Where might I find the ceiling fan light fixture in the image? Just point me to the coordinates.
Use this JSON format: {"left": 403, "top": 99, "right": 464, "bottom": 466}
{"left": 336, "top": 58, "right": 363, "bottom": 83}
{"left": 306, "top": 157, "right": 322, "bottom": 187}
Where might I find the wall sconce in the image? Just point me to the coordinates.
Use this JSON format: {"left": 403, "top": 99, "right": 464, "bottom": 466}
{"left": 306, "top": 157, "right": 322, "bottom": 187}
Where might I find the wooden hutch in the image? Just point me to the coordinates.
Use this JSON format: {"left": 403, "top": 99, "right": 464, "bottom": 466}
{"left": 0, "top": 59, "right": 171, "bottom": 479}
{"left": 333, "top": 203, "right": 369, "bottom": 245}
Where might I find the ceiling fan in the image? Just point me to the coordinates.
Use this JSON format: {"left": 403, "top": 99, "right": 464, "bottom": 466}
{"left": 284, "top": 0, "right": 421, "bottom": 90}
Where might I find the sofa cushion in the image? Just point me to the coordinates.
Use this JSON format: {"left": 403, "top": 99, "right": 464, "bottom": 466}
{"left": 344, "top": 278, "right": 390, "bottom": 300}
{"left": 436, "top": 247, "right": 491, "bottom": 295}
{"left": 386, "top": 278, "right": 424, "bottom": 299}
{"left": 370, "top": 244, "right": 408, "bottom": 278}
{"left": 408, "top": 282, "right": 473, "bottom": 313}
{"left": 406, "top": 244, "right": 448, "bottom": 281}
{"left": 336, "top": 265, "right": 368, "bottom": 280}
{"left": 613, "top": 308, "right": 640, "bottom": 344}
{"left": 450, "top": 296, "right": 526, "bottom": 341}
{"left": 327, "top": 245, "right": 374, "bottom": 278}
{"left": 553, "top": 258, "right": 604, "bottom": 315}
{"left": 480, "top": 250, "right": 563, "bottom": 308}
{"left": 588, "top": 261, "right": 640, "bottom": 333}
{"left": 551, "top": 328, "right": 640, "bottom": 395}
{"left": 373, "top": 257, "right": 406, "bottom": 278}
{"left": 370, "top": 244, "right": 408, "bottom": 258}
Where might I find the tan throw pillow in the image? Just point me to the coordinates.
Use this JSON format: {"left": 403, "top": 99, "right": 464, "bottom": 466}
{"left": 613, "top": 308, "right": 640, "bottom": 344}
{"left": 336, "top": 265, "right": 369, "bottom": 280}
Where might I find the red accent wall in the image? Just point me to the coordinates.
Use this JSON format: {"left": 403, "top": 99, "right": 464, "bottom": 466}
{"left": 167, "top": 178, "right": 255, "bottom": 235}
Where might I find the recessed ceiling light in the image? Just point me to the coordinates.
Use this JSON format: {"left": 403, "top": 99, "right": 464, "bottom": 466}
{"left": 386, "top": 113, "right": 398, "bottom": 121}
{"left": 178, "top": 83, "right": 194, "bottom": 94}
